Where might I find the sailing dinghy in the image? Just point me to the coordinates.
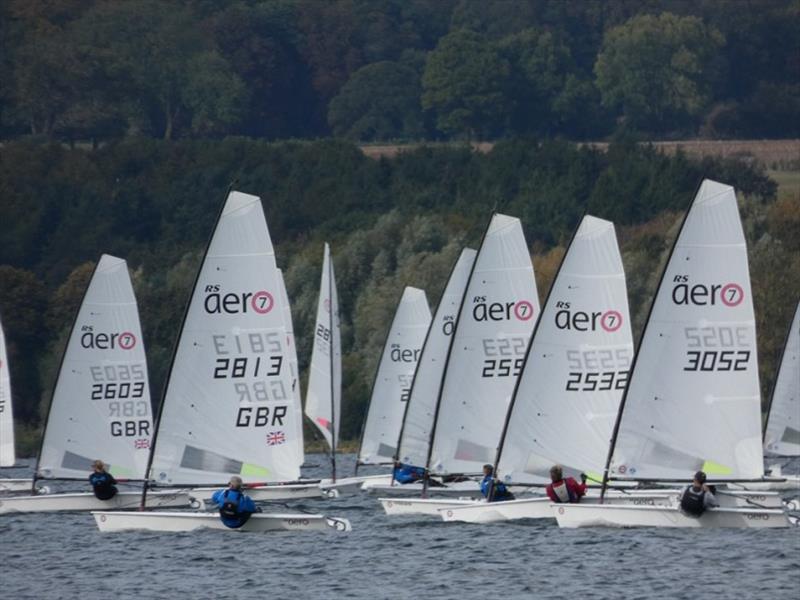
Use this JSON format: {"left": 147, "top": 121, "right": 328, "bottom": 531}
{"left": 380, "top": 214, "right": 539, "bottom": 514}
{"left": 554, "top": 180, "right": 790, "bottom": 528}
{"left": 355, "top": 287, "right": 431, "bottom": 472}
{"left": 94, "top": 192, "right": 349, "bottom": 533}
{"left": 0, "top": 255, "right": 191, "bottom": 514}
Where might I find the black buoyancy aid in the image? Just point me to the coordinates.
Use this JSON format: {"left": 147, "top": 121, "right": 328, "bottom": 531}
{"left": 220, "top": 489, "right": 241, "bottom": 519}
{"left": 680, "top": 486, "right": 706, "bottom": 516}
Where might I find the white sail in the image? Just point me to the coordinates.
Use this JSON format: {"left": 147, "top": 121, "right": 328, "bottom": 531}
{"left": 37, "top": 255, "right": 152, "bottom": 479}
{"left": 398, "top": 248, "right": 476, "bottom": 468}
{"left": 277, "top": 270, "right": 305, "bottom": 457}
{"left": 149, "top": 191, "right": 303, "bottom": 485}
{"left": 610, "top": 180, "right": 763, "bottom": 480}
{"left": 429, "top": 214, "right": 539, "bottom": 475}
{"left": 497, "top": 216, "right": 633, "bottom": 483}
{"left": 764, "top": 300, "right": 800, "bottom": 456}
{"left": 0, "top": 316, "right": 15, "bottom": 467}
{"left": 358, "top": 287, "right": 432, "bottom": 465}
{"left": 305, "top": 243, "right": 342, "bottom": 450}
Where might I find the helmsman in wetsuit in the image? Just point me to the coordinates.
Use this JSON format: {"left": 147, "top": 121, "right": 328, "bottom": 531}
{"left": 679, "top": 470, "right": 718, "bottom": 517}
{"left": 545, "top": 465, "right": 587, "bottom": 503}
{"left": 480, "top": 464, "right": 515, "bottom": 502}
{"left": 393, "top": 462, "right": 426, "bottom": 484}
{"left": 212, "top": 476, "right": 259, "bottom": 528}
{"left": 89, "top": 460, "right": 118, "bottom": 500}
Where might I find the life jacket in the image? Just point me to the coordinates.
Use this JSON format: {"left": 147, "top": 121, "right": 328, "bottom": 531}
{"left": 220, "top": 489, "right": 242, "bottom": 519}
{"left": 90, "top": 472, "right": 118, "bottom": 500}
{"left": 680, "top": 486, "right": 706, "bottom": 517}
{"left": 551, "top": 480, "right": 576, "bottom": 503}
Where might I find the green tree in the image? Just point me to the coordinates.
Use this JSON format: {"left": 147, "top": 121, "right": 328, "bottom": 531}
{"left": 422, "top": 30, "right": 511, "bottom": 138}
{"left": 594, "top": 12, "right": 725, "bottom": 132}
{"left": 328, "top": 61, "right": 425, "bottom": 140}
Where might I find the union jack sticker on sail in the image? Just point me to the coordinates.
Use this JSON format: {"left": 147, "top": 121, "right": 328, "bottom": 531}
{"left": 266, "top": 431, "right": 286, "bottom": 446}
{"left": 134, "top": 438, "right": 150, "bottom": 449}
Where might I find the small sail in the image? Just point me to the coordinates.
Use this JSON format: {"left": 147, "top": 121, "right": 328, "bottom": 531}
{"left": 277, "top": 270, "right": 305, "bottom": 457}
{"left": 398, "top": 248, "right": 476, "bottom": 468}
{"left": 764, "top": 300, "right": 800, "bottom": 456}
{"left": 429, "top": 214, "right": 539, "bottom": 475}
{"left": 0, "top": 316, "right": 15, "bottom": 467}
{"left": 305, "top": 243, "right": 342, "bottom": 450}
{"left": 357, "top": 287, "right": 432, "bottom": 465}
{"left": 497, "top": 216, "right": 633, "bottom": 483}
{"left": 37, "top": 255, "right": 152, "bottom": 479}
{"left": 149, "top": 192, "right": 303, "bottom": 485}
{"left": 610, "top": 180, "right": 763, "bottom": 480}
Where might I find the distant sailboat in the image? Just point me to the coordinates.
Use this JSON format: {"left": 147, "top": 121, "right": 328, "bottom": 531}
{"left": 305, "top": 243, "right": 342, "bottom": 480}
{"left": 555, "top": 180, "right": 789, "bottom": 528}
{"left": 94, "top": 192, "right": 349, "bottom": 532}
{"left": 356, "top": 287, "right": 431, "bottom": 471}
{"left": 0, "top": 255, "right": 190, "bottom": 513}
{"left": 0, "top": 315, "right": 15, "bottom": 470}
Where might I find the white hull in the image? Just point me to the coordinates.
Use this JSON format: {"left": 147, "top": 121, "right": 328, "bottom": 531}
{"left": 0, "top": 478, "right": 33, "bottom": 493}
{"left": 364, "top": 479, "right": 481, "bottom": 497}
{"left": 554, "top": 503, "right": 790, "bottom": 529}
{"left": 190, "top": 482, "right": 329, "bottom": 502}
{"left": 93, "top": 510, "right": 352, "bottom": 533}
{"left": 379, "top": 497, "right": 477, "bottom": 516}
{"left": 732, "top": 475, "right": 800, "bottom": 492}
{"left": 321, "top": 474, "right": 392, "bottom": 493}
{"left": 0, "top": 491, "right": 194, "bottom": 514}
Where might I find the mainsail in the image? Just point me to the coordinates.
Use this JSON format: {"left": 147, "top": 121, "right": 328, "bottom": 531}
{"left": 305, "top": 243, "right": 342, "bottom": 453}
{"left": 609, "top": 180, "right": 763, "bottom": 481}
{"left": 496, "top": 216, "right": 633, "bottom": 483}
{"left": 397, "top": 248, "right": 476, "bottom": 469}
{"left": 36, "top": 255, "right": 152, "bottom": 479}
{"left": 764, "top": 300, "right": 800, "bottom": 456}
{"left": 148, "top": 191, "right": 303, "bottom": 485}
{"left": 429, "top": 214, "right": 539, "bottom": 475}
{"left": 357, "top": 287, "right": 431, "bottom": 465}
{"left": 0, "top": 316, "right": 15, "bottom": 467}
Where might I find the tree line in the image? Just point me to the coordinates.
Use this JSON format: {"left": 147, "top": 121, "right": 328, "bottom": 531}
{"left": 1, "top": 0, "right": 797, "bottom": 143}
{"left": 0, "top": 136, "right": 797, "bottom": 453}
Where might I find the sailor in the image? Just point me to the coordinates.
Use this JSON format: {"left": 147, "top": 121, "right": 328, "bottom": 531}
{"left": 545, "top": 465, "right": 587, "bottom": 503}
{"left": 679, "top": 470, "right": 718, "bottom": 517}
{"left": 89, "top": 460, "right": 118, "bottom": 500}
{"left": 212, "top": 476, "right": 259, "bottom": 528}
{"left": 480, "top": 464, "right": 515, "bottom": 502}
{"left": 393, "top": 462, "right": 426, "bottom": 484}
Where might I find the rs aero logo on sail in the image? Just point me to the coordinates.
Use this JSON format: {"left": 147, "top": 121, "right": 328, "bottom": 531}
{"left": 671, "top": 276, "right": 744, "bottom": 307}
{"left": 203, "top": 285, "right": 274, "bottom": 314}
{"left": 553, "top": 301, "right": 622, "bottom": 332}
{"left": 80, "top": 325, "right": 136, "bottom": 350}
{"left": 472, "top": 296, "right": 535, "bottom": 322}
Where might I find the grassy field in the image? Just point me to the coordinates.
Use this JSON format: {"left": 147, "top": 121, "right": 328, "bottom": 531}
{"left": 768, "top": 169, "right": 800, "bottom": 202}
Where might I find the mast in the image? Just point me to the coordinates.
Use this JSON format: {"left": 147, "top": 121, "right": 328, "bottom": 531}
{"left": 31, "top": 259, "right": 101, "bottom": 494}
{"left": 487, "top": 213, "right": 582, "bottom": 499}
{"left": 327, "top": 246, "right": 337, "bottom": 483}
{"left": 139, "top": 187, "right": 232, "bottom": 508}
{"left": 422, "top": 214, "right": 494, "bottom": 496}
{"left": 599, "top": 183, "right": 699, "bottom": 502}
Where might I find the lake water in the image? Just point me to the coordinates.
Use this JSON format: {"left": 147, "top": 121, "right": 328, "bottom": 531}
{"left": 1, "top": 454, "right": 798, "bottom": 600}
